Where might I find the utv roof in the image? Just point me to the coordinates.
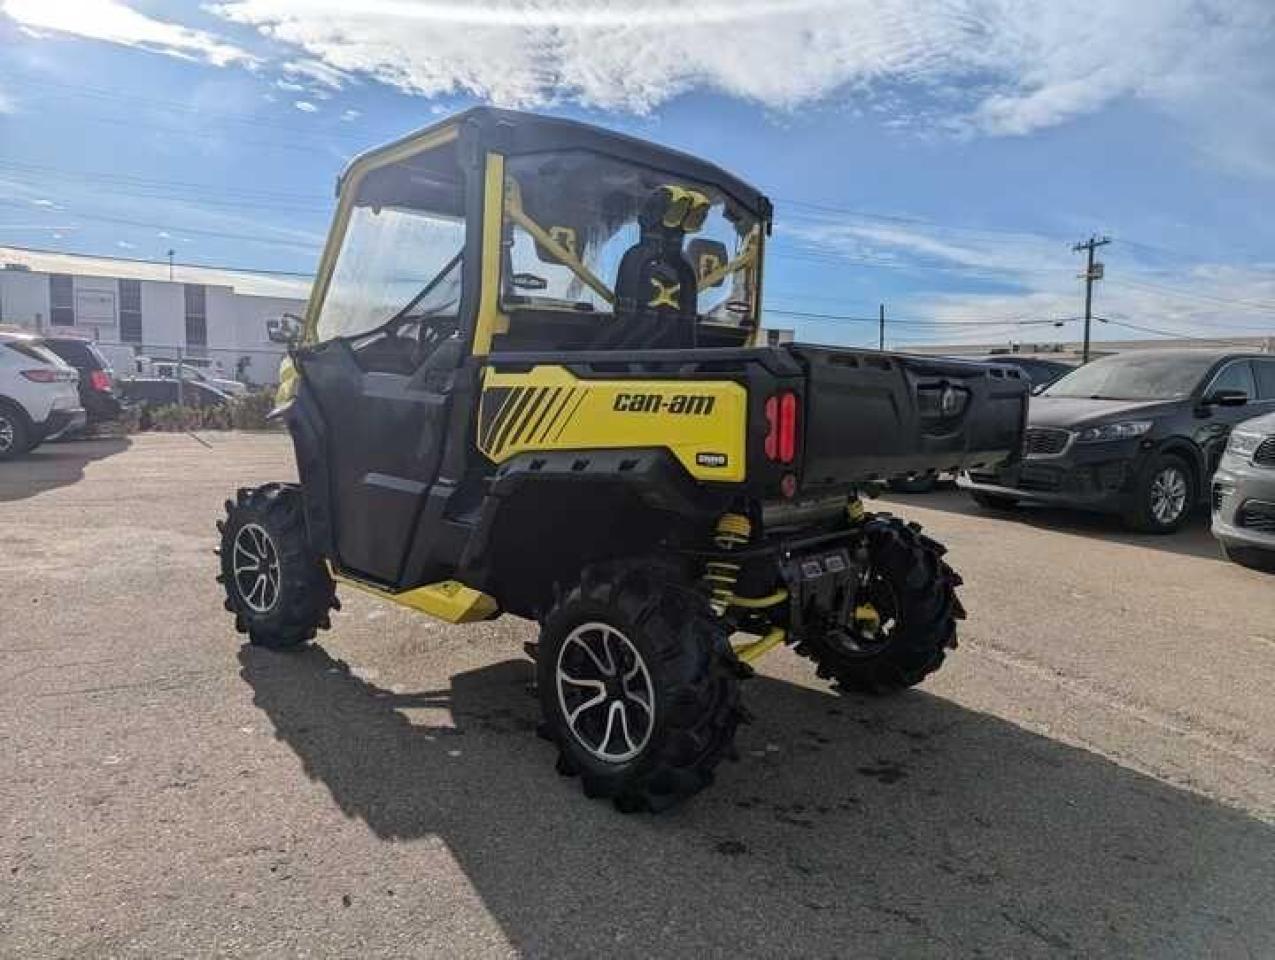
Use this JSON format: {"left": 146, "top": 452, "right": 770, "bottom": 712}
{"left": 339, "top": 106, "right": 771, "bottom": 219}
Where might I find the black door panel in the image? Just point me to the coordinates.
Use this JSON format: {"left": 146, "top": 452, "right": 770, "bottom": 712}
{"left": 299, "top": 339, "right": 452, "bottom": 585}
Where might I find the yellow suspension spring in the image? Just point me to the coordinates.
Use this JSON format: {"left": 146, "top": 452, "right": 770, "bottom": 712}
{"left": 705, "top": 512, "right": 751, "bottom": 615}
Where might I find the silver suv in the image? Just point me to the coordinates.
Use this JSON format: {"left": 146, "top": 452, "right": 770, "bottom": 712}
{"left": 1212, "top": 410, "right": 1275, "bottom": 569}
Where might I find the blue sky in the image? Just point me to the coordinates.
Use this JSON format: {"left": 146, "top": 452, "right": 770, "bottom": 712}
{"left": 1, "top": 0, "right": 1274, "bottom": 347}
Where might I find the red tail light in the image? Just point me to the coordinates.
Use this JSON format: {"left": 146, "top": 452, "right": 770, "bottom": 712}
{"left": 20, "top": 368, "right": 56, "bottom": 383}
{"left": 90, "top": 370, "right": 111, "bottom": 392}
{"left": 764, "top": 390, "right": 798, "bottom": 464}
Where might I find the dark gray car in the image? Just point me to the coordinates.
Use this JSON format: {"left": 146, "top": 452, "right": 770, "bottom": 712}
{"left": 960, "top": 349, "right": 1275, "bottom": 532}
{"left": 1212, "top": 410, "right": 1275, "bottom": 569}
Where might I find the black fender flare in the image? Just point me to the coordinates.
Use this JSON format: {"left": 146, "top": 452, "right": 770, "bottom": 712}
{"left": 458, "top": 447, "right": 718, "bottom": 576}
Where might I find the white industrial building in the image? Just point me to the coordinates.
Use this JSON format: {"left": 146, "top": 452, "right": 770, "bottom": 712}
{"left": 0, "top": 246, "right": 310, "bottom": 386}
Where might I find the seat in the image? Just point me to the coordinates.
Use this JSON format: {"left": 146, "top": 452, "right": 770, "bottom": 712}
{"left": 597, "top": 186, "right": 706, "bottom": 350}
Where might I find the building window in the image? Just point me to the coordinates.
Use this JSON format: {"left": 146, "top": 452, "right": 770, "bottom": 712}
{"left": 184, "top": 283, "right": 207, "bottom": 352}
{"left": 50, "top": 274, "right": 75, "bottom": 326}
{"left": 119, "top": 279, "right": 143, "bottom": 344}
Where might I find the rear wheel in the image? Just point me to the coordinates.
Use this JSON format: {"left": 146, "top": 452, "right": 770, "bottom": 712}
{"left": 537, "top": 560, "right": 743, "bottom": 812}
{"left": 217, "top": 483, "right": 337, "bottom": 648}
{"left": 0, "top": 402, "right": 32, "bottom": 461}
{"left": 1124, "top": 454, "right": 1194, "bottom": 533}
{"left": 794, "top": 516, "right": 964, "bottom": 695}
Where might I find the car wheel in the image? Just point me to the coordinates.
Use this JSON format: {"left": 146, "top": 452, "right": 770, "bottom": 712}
{"left": 0, "top": 401, "right": 32, "bottom": 461}
{"left": 1124, "top": 454, "right": 1194, "bottom": 534}
{"left": 217, "top": 483, "right": 338, "bottom": 648}
{"left": 537, "top": 559, "right": 743, "bottom": 813}
{"left": 792, "top": 515, "right": 963, "bottom": 695}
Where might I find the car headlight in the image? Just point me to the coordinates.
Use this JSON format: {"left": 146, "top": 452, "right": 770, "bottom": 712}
{"left": 1227, "top": 430, "right": 1265, "bottom": 460}
{"left": 1075, "top": 420, "right": 1153, "bottom": 443}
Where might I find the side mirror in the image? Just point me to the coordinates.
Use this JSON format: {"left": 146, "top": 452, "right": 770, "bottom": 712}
{"left": 1203, "top": 389, "right": 1249, "bottom": 407}
{"left": 266, "top": 314, "right": 303, "bottom": 346}
{"left": 510, "top": 272, "right": 548, "bottom": 291}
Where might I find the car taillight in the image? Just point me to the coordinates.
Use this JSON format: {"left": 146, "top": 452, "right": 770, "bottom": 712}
{"left": 764, "top": 390, "right": 798, "bottom": 464}
{"left": 20, "top": 368, "right": 56, "bottom": 383}
{"left": 90, "top": 370, "right": 111, "bottom": 391}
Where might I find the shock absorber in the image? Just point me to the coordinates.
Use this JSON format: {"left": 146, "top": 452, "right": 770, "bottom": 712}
{"left": 705, "top": 512, "right": 751, "bottom": 615}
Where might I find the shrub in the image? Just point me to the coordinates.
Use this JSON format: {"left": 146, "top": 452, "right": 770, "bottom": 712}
{"left": 130, "top": 388, "right": 280, "bottom": 433}
{"left": 228, "top": 390, "right": 277, "bottom": 431}
{"left": 147, "top": 404, "right": 204, "bottom": 432}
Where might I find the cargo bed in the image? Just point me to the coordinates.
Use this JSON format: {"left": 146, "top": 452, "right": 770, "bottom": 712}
{"left": 784, "top": 345, "right": 1029, "bottom": 491}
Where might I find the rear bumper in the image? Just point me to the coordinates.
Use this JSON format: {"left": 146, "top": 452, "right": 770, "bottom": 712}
{"left": 959, "top": 441, "right": 1147, "bottom": 512}
{"left": 1212, "top": 460, "right": 1275, "bottom": 552}
{"left": 81, "top": 388, "right": 123, "bottom": 423}
{"left": 39, "top": 407, "right": 88, "bottom": 441}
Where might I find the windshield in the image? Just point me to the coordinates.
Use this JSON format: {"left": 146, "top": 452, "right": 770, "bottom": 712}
{"left": 1043, "top": 353, "right": 1218, "bottom": 401}
{"left": 500, "top": 150, "right": 761, "bottom": 347}
{"left": 315, "top": 139, "right": 466, "bottom": 343}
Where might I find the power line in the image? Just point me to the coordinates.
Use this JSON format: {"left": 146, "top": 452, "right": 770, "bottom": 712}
{"left": 771, "top": 195, "right": 1072, "bottom": 244}
{"left": 1096, "top": 317, "right": 1221, "bottom": 342}
{"left": 1108, "top": 276, "right": 1275, "bottom": 314}
{"left": 0, "top": 200, "right": 323, "bottom": 252}
{"left": 0, "top": 243, "right": 316, "bottom": 278}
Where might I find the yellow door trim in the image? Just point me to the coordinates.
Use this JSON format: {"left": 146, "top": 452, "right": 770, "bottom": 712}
{"left": 471, "top": 152, "right": 507, "bottom": 357}
{"left": 330, "top": 566, "right": 499, "bottom": 624}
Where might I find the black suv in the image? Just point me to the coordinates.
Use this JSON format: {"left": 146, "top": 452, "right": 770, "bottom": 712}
{"left": 40, "top": 336, "right": 122, "bottom": 425}
{"left": 961, "top": 349, "right": 1275, "bottom": 532}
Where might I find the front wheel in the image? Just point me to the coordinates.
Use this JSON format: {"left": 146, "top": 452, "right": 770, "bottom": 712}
{"left": 537, "top": 561, "right": 742, "bottom": 812}
{"left": 217, "top": 483, "right": 337, "bottom": 648}
{"left": 793, "top": 516, "right": 964, "bottom": 695}
{"left": 1124, "top": 454, "right": 1194, "bottom": 533}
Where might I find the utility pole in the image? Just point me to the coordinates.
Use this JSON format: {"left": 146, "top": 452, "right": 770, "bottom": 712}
{"left": 878, "top": 302, "right": 885, "bottom": 351}
{"left": 1072, "top": 235, "right": 1110, "bottom": 363}
{"left": 167, "top": 249, "right": 175, "bottom": 281}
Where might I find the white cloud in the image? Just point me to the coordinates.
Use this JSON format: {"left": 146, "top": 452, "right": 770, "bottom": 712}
{"left": 293, "top": 100, "right": 318, "bottom": 112}
{"left": 339, "top": 108, "right": 360, "bottom": 122}
{"left": 282, "top": 57, "right": 350, "bottom": 90}
{"left": 30, "top": 198, "right": 56, "bottom": 208}
{"left": 0, "top": 85, "right": 13, "bottom": 114}
{"left": 275, "top": 78, "right": 305, "bottom": 92}
{"left": 208, "top": 0, "right": 1275, "bottom": 142}
{"left": 2, "top": 0, "right": 255, "bottom": 67}
{"left": 116, "top": 240, "right": 136, "bottom": 249}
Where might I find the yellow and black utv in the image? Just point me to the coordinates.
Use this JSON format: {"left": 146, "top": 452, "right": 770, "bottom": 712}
{"left": 219, "top": 108, "right": 1028, "bottom": 812}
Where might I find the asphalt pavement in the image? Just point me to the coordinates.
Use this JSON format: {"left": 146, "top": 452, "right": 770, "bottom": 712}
{"left": 3, "top": 433, "right": 1274, "bottom": 958}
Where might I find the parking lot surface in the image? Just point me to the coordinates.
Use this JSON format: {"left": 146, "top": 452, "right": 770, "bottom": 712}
{"left": 3, "top": 433, "right": 1274, "bottom": 958}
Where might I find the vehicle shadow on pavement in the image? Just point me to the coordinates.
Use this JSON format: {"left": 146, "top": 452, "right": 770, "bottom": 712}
{"left": 888, "top": 487, "right": 1222, "bottom": 562}
{"left": 240, "top": 644, "right": 1275, "bottom": 957}
{"left": 0, "top": 437, "right": 130, "bottom": 503}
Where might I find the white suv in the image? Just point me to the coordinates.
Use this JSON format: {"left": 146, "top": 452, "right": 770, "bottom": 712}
{"left": 0, "top": 331, "right": 86, "bottom": 459}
